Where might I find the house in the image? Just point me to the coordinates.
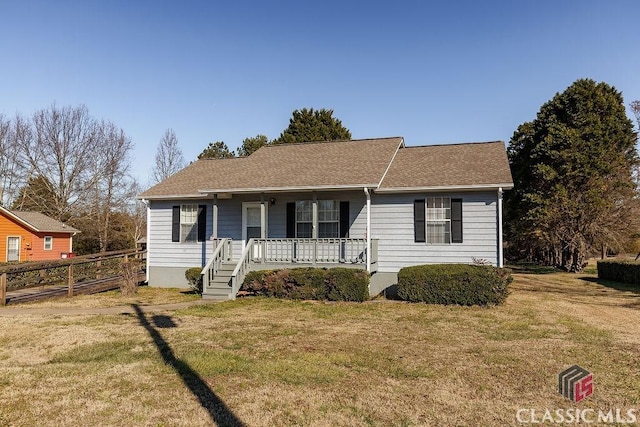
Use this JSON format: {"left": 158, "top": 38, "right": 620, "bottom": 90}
{"left": 138, "top": 137, "right": 514, "bottom": 299}
{"left": 0, "top": 206, "right": 81, "bottom": 263}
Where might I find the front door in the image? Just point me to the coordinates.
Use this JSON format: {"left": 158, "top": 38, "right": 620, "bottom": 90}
{"left": 242, "top": 202, "right": 267, "bottom": 257}
{"left": 7, "top": 237, "right": 20, "bottom": 262}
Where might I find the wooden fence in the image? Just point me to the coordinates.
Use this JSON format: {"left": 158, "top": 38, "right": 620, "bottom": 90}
{"left": 0, "top": 249, "right": 146, "bottom": 306}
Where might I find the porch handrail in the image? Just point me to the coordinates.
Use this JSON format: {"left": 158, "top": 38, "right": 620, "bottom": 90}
{"left": 252, "top": 238, "right": 376, "bottom": 265}
{"left": 230, "top": 238, "right": 255, "bottom": 297}
{"left": 201, "top": 238, "right": 231, "bottom": 293}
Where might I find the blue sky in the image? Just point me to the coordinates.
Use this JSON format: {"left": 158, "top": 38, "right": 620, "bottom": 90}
{"left": 1, "top": 1, "right": 638, "bottom": 186}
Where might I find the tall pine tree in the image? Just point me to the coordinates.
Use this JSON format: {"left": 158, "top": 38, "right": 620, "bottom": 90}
{"left": 506, "top": 79, "right": 639, "bottom": 271}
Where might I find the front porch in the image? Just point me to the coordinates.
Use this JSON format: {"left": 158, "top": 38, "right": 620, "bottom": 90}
{"left": 201, "top": 238, "right": 378, "bottom": 300}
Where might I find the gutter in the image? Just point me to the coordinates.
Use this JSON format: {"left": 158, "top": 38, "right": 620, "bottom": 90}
{"left": 374, "top": 183, "right": 514, "bottom": 193}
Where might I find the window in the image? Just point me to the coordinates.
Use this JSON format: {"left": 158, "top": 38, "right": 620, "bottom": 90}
{"left": 289, "top": 200, "right": 348, "bottom": 239}
{"left": 414, "top": 198, "right": 463, "bottom": 244}
{"left": 318, "top": 200, "right": 339, "bottom": 238}
{"left": 181, "top": 204, "right": 198, "bottom": 242}
{"left": 295, "top": 200, "right": 312, "bottom": 238}
{"left": 172, "top": 204, "right": 206, "bottom": 243}
{"left": 44, "top": 236, "right": 53, "bottom": 250}
{"left": 426, "top": 197, "right": 451, "bottom": 244}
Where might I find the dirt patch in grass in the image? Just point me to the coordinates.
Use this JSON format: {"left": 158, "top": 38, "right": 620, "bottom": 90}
{"left": 6, "top": 285, "right": 199, "bottom": 310}
{"left": 0, "top": 272, "right": 639, "bottom": 426}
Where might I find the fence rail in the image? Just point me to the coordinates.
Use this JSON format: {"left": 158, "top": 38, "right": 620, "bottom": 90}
{"left": 1, "top": 249, "right": 146, "bottom": 306}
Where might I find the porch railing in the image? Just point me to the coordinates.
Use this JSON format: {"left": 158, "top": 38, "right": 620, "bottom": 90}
{"left": 201, "top": 238, "right": 232, "bottom": 293}
{"left": 230, "top": 238, "right": 254, "bottom": 298}
{"left": 250, "top": 238, "right": 377, "bottom": 266}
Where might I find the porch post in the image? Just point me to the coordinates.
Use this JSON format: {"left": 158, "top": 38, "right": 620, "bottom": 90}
{"left": 212, "top": 194, "right": 218, "bottom": 239}
{"left": 260, "top": 193, "right": 266, "bottom": 239}
{"left": 312, "top": 191, "right": 318, "bottom": 239}
{"left": 497, "top": 187, "right": 504, "bottom": 268}
{"left": 364, "top": 188, "right": 371, "bottom": 273}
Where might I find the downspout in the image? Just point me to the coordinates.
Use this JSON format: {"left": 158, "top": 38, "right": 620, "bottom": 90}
{"left": 143, "top": 199, "right": 151, "bottom": 282}
{"left": 497, "top": 188, "right": 504, "bottom": 268}
{"left": 364, "top": 187, "right": 371, "bottom": 273}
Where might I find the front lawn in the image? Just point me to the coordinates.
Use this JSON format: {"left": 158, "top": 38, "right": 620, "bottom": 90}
{"left": 0, "top": 271, "right": 638, "bottom": 426}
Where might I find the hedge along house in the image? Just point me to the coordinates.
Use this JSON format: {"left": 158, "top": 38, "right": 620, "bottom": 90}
{"left": 138, "top": 137, "right": 514, "bottom": 299}
{"left": 0, "top": 206, "right": 81, "bottom": 263}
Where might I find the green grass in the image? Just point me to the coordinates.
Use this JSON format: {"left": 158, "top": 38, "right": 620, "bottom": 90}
{"left": 0, "top": 271, "right": 639, "bottom": 426}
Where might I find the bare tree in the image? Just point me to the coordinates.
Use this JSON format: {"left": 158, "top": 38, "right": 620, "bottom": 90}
{"left": 0, "top": 114, "right": 27, "bottom": 206}
{"left": 17, "top": 104, "right": 97, "bottom": 221}
{"left": 88, "top": 120, "right": 135, "bottom": 251}
{"left": 127, "top": 180, "right": 147, "bottom": 245}
{"left": 151, "top": 128, "right": 184, "bottom": 184}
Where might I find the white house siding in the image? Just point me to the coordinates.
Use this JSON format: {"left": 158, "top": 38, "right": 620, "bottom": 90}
{"left": 370, "top": 191, "right": 499, "bottom": 272}
{"left": 147, "top": 190, "right": 499, "bottom": 287}
{"left": 147, "top": 192, "right": 368, "bottom": 287}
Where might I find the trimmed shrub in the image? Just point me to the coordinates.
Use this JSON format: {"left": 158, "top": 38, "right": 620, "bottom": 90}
{"left": 241, "top": 267, "right": 370, "bottom": 302}
{"left": 396, "top": 264, "right": 512, "bottom": 306}
{"left": 325, "top": 268, "right": 369, "bottom": 302}
{"left": 185, "top": 267, "right": 203, "bottom": 294}
{"left": 597, "top": 259, "right": 640, "bottom": 288}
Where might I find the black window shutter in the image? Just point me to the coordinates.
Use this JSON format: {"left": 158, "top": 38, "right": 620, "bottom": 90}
{"left": 197, "top": 205, "right": 207, "bottom": 242}
{"left": 172, "top": 206, "right": 180, "bottom": 242}
{"left": 451, "top": 198, "right": 463, "bottom": 243}
{"left": 339, "top": 201, "right": 349, "bottom": 238}
{"left": 286, "top": 202, "right": 295, "bottom": 238}
{"left": 414, "top": 199, "right": 425, "bottom": 243}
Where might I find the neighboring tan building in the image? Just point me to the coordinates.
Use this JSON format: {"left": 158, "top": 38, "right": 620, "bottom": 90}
{"left": 0, "top": 206, "right": 80, "bottom": 262}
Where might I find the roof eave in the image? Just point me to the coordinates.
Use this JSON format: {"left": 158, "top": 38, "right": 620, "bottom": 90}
{"left": 0, "top": 206, "right": 41, "bottom": 232}
{"left": 375, "top": 183, "right": 514, "bottom": 193}
{"left": 197, "top": 184, "right": 382, "bottom": 194}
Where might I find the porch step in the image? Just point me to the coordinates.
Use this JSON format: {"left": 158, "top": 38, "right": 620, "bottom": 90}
{"left": 201, "top": 261, "right": 236, "bottom": 300}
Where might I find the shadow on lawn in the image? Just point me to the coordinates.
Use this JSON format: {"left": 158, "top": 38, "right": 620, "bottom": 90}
{"left": 580, "top": 277, "right": 640, "bottom": 293}
{"left": 131, "top": 304, "right": 245, "bottom": 427}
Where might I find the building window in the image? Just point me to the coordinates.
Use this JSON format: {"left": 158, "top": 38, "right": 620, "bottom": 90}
{"left": 288, "top": 201, "right": 349, "bottom": 239}
{"left": 172, "top": 204, "right": 206, "bottom": 243}
{"left": 318, "top": 200, "right": 339, "bottom": 238}
{"left": 180, "top": 204, "right": 198, "bottom": 242}
{"left": 295, "top": 200, "right": 312, "bottom": 238}
{"left": 44, "top": 236, "right": 53, "bottom": 250}
{"left": 426, "top": 197, "right": 451, "bottom": 244}
{"left": 414, "top": 197, "right": 462, "bottom": 244}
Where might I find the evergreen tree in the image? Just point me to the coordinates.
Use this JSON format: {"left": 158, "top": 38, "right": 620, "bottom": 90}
{"left": 238, "top": 134, "right": 268, "bottom": 157}
{"left": 198, "top": 141, "right": 235, "bottom": 159}
{"left": 272, "top": 108, "right": 351, "bottom": 144}
{"left": 506, "top": 79, "right": 639, "bottom": 271}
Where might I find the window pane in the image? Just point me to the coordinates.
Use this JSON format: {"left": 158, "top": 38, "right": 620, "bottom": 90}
{"left": 247, "top": 226, "right": 261, "bottom": 239}
{"left": 318, "top": 222, "right": 338, "bottom": 238}
{"left": 427, "top": 222, "right": 450, "bottom": 244}
{"left": 318, "top": 200, "right": 338, "bottom": 221}
{"left": 246, "top": 207, "right": 261, "bottom": 226}
{"left": 296, "top": 222, "right": 312, "bottom": 238}
{"left": 296, "top": 200, "right": 312, "bottom": 221}
{"left": 182, "top": 223, "right": 197, "bottom": 242}
{"left": 181, "top": 204, "right": 197, "bottom": 223}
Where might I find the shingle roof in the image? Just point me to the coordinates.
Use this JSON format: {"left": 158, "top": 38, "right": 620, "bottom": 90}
{"left": 138, "top": 137, "right": 513, "bottom": 199}
{"left": 139, "top": 137, "right": 404, "bottom": 198}
{"left": 378, "top": 141, "right": 514, "bottom": 191}
{"left": 6, "top": 209, "right": 81, "bottom": 233}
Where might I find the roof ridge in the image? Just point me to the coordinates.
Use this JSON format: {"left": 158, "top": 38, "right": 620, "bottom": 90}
{"left": 260, "top": 136, "right": 403, "bottom": 148}
{"left": 402, "top": 140, "right": 505, "bottom": 149}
